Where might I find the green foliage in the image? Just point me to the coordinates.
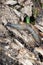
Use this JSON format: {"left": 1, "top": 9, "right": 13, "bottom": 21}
{"left": 42, "top": 4, "right": 43, "bottom": 9}
{"left": 26, "top": 16, "right": 30, "bottom": 24}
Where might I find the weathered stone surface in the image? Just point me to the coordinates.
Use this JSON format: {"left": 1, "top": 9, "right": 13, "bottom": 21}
{"left": 0, "top": 0, "right": 43, "bottom": 65}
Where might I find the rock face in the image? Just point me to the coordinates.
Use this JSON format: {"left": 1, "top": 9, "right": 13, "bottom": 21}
{"left": 41, "top": 0, "right": 43, "bottom": 3}
{"left": 0, "top": 0, "right": 43, "bottom": 65}
{"left": 0, "top": 0, "right": 33, "bottom": 22}
{"left": 35, "top": 9, "right": 43, "bottom": 32}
